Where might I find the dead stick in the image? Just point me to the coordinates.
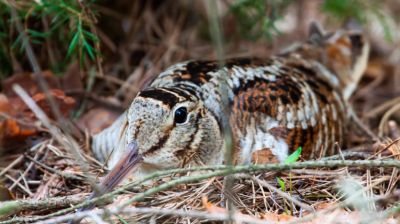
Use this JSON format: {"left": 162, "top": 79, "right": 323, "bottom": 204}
{"left": 0, "top": 195, "right": 86, "bottom": 218}
{"left": 1, "top": 159, "right": 399, "bottom": 223}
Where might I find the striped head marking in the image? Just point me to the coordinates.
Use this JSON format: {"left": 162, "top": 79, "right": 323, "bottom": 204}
{"left": 125, "top": 87, "right": 223, "bottom": 169}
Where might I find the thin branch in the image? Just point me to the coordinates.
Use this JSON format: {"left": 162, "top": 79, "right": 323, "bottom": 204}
{"left": 204, "top": 1, "right": 235, "bottom": 222}
{"left": 36, "top": 207, "right": 269, "bottom": 224}
{"left": 0, "top": 159, "right": 398, "bottom": 223}
{"left": 0, "top": 155, "right": 24, "bottom": 178}
{"left": 379, "top": 103, "right": 400, "bottom": 137}
{"left": 321, "top": 151, "right": 371, "bottom": 160}
{"left": 25, "top": 155, "right": 84, "bottom": 181}
{"left": 0, "top": 194, "right": 86, "bottom": 218}
{"left": 245, "top": 174, "right": 314, "bottom": 212}
{"left": 4, "top": 174, "right": 33, "bottom": 196}
{"left": 9, "top": 6, "right": 63, "bottom": 123}
{"left": 10, "top": 141, "right": 48, "bottom": 190}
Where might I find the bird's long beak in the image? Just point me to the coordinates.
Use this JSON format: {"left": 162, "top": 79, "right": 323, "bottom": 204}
{"left": 68, "top": 141, "right": 142, "bottom": 224}
{"left": 99, "top": 141, "right": 143, "bottom": 192}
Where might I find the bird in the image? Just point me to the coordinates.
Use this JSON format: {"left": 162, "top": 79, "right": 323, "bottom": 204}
{"left": 90, "top": 22, "right": 370, "bottom": 189}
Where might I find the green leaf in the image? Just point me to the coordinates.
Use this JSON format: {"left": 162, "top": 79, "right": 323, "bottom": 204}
{"left": 28, "top": 29, "right": 49, "bottom": 38}
{"left": 115, "top": 214, "right": 129, "bottom": 224}
{"left": 284, "top": 146, "right": 302, "bottom": 164}
{"left": 67, "top": 32, "right": 80, "bottom": 58}
{"left": 322, "top": 0, "right": 364, "bottom": 22}
{"left": 83, "top": 30, "right": 98, "bottom": 41}
{"left": 277, "top": 177, "right": 286, "bottom": 191}
{"left": 83, "top": 39, "right": 95, "bottom": 60}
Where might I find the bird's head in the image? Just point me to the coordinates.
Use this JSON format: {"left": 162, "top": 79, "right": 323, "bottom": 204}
{"left": 124, "top": 87, "right": 223, "bottom": 171}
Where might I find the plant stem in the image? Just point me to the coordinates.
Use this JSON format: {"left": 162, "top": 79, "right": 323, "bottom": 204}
{"left": 0, "top": 159, "right": 399, "bottom": 223}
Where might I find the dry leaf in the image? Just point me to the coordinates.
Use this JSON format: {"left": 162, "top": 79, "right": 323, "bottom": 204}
{"left": 0, "top": 94, "right": 16, "bottom": 116}
{"left": 2, "top": 71, "right": 60, "bottom": 97}
{"left": 28, "top": 89, "right": 76, "bottom": 118}
{"left": 260, "top": 212, "right": 294, "bottom": 222}
{"left": 251, "top": 148, "right": 279, "bottom": 164}
{"left": 0, "top": 184, "right": 14, "bottom": 202}
{"left": 202, "top": 196, "right": 270, "bottom": 222}
{"left": 78, "top": 107, "right": 119, "bottom": 134}
{"left": 0, "top": 94, "right": 37, "bottom": 149}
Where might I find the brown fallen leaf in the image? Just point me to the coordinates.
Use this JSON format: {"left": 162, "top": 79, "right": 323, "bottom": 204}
{"left": 202, "top": 197, "right": 286, "bottom": 223}
{"left": 2, "top": 70, "right": 77, "bottom": 119}
{"left": 203, "top": 197, "right": 396, "bottom": 224}
{"left": 2, "top": 71, "right": 60, "bottom": 97}
{"left": 251, "top": 148, "right": 279, "bottom": 164}
{"left": 0, "top": 184, "right": 14, "bottom": 202}
{"left": 0, "top": 94, "right": 16, "bottom": 116}
{"left": 0, "top": 119, "right": 36, "bottom": 139}
{"left": 78, "top": 107, "right": 119, "bottom": 134}
{"left": 0, "top": 94, "right": 37, "bottom": 150}
{"left": 26, "top": 89, "right": 76, "bottom": 118}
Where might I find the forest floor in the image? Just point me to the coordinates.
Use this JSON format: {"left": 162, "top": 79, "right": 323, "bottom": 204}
{"left": 0, "top": 1, "right": 399, "bottom": 223}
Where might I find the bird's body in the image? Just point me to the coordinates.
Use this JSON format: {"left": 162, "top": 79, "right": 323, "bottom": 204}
{"left": 92, "top": 24, "right": 369, "bottom": 180}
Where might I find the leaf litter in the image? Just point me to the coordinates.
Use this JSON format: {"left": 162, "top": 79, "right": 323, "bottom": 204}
{"left": 0, "top": 1, "right": 399, "bottom": 224}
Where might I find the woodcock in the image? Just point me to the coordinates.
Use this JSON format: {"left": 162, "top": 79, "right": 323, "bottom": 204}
{"left": 91, "top": 23, "right": 370, "bottom": 188}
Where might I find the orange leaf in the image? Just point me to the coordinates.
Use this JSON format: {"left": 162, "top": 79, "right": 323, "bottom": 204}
{"left": 0, "top": 94, "right": 16, "bottom": 116}
{"left": 251, "top": 148, "right": 279, "bottom": 164}
{"left": 30, "top": 89, "right": 76, "bottom": 118}
{"left": 2, "top": 71, "right": 60, "bottom": 97}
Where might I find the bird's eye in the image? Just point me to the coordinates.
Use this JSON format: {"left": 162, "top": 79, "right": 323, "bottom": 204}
{"left": 174, "top": 107, "right": 188, "bottom": 124}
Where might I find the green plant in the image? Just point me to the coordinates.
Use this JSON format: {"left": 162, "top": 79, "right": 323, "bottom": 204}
{"left": 276, "top": 146, "right": 302, "bottom": 190}
{"left": 322, "top": 0, "right": 394, "bottom": 41}
{"left": 0, "top": 0, "right": 100, "bottom": 77}
{"left": 276, "top": 146, "right": 302, "bottom": 214}
{"left": 284, "top": 146, "right": 302, "bottom": 191}
{"left": 284, "top": 146, "right": 302, "bottom": 164}
{"left": 229, "top": 0, "right": 293, "bottom": 41}
{"left": 276, "top": 146, "right": 302, "bottom": 192}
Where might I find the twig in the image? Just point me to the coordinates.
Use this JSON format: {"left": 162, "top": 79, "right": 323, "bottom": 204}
{"left": 368, "top": 138, "right": 400, "bottom": 160}
{"left": 25, "top": 155, "right": 84, "bottom": 181}
{"left": 8, "top": 180, "right": 400, "bottom": 224}
{"left": 10, "top": 141, "right": 47, "bottom": 190}
{"left": 0, "top": 155, "right": 24, "bottom": 178}
{"left": 117, "top": 159, "right": 400, "bottom": 213}
{"left": 204, "top": 1, "right": 235, "bottom": 222}
{"left": 4, "top": 174, "right": 33, "bottom": 196}
{"left": 379, "top": 103, "right": 400, "bottom": 137}
{"left": 0, "top": 194, "right": 86, "bottom": 217}
{"left": 9, "top": 6, "right": 63, "bottom": 124}
{"left": 286, "top": 176, "right": 395, "bottom": 224}
{"left": 365, "top": 96, "right": 400, "bottom": 118}
{"left": 35, "top": 207, "right": 269, "bottom": 224}
{"left": 349, "top": 106, "right": 379, "bottom": 140}
{"left": 1, "top": 159, "right": 399, "bottom": 223}
{"left": 321, "top": 151, "right": 372, "bottom": 160}
{"left": 388, "top": 120, "right": 400, "bottom": 139}
{"left": 245, "top": 174, "right": 314, "bottom": 212}
{"left": 66, "top": 89, "right": 125, "bottom": 111}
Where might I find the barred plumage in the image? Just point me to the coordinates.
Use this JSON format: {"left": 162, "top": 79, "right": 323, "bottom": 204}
{"left": 92, "top": 23, "right": 369, "bottom": 179}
